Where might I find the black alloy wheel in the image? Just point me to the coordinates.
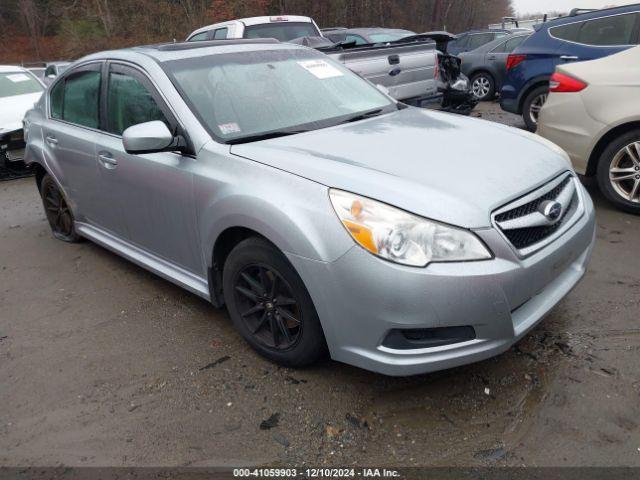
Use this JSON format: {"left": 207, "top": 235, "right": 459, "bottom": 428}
{"left": 40, "top": 174, "right": 81, "bottom": 242}
{"left": 222, "top": 237, "right": 327, "bottom": 367}
{"left": 233, "top": 263, "right": 301, "bottom": 350}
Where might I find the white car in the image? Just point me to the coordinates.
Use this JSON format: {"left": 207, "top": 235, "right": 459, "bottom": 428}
{"left": 0, "top": 65, "right": 45, "bottom": 163}
{"left": 537, "top": 46, "right": 640, "bottom": 214}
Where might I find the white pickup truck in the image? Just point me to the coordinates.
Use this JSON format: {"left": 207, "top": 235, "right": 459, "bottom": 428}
{"left": 186, "top": 15, "right": 441, "bottom": 105}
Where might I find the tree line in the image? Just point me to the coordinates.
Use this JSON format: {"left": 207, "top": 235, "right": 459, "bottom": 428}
{"left": 0, "top": 0, "right": 514, "bottom": 64}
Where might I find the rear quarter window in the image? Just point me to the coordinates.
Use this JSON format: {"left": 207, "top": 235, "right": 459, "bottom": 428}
{"left": 550, "top": 13, "right": 639, "bottom": 46}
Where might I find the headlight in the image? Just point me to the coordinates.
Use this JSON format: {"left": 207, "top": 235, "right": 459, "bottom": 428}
{"left": 329, "top": 189, "right": 492, "bottom": 267}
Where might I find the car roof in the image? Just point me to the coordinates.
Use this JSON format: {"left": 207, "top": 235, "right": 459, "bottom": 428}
{"left": 77, "top": 39, "right": 306, "bottom": 66}
{"left": 0, "top": 65, "right": 28, "bottom": 73}
{"left": 189, "top": 15, "right": 315, "bottom": 36}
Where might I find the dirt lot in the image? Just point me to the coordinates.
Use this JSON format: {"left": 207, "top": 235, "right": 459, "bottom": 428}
{"left": 1, "top": 103, "right": 639, "bottom": 468}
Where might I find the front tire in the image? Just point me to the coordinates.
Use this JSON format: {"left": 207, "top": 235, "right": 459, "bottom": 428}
{"left": 522, "top": 85, "right": 548, "bottom": 132}
{"left": 222, "top": 237, "right": 327, "bottom": 367}
{"left": 40, "top": 174, "right": 82, "bottom": 242}
{"left": 596, "top": 130, "right": 640, "bottom": 214}
{"left": 470, "top": 72, "right": 495, "bottom": 101}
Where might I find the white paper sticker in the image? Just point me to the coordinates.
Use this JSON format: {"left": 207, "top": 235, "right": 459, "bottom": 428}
{"left": 297, "top": 60, "right": 344, "bottom": 79}
{"left": 6, "top": 74, "right": 31, "bottom": 83}
{"left": 218, "top": 122, "right": 241, "bottom": 135}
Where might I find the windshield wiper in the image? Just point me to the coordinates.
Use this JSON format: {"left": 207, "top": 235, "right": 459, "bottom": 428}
{"left": 226, "top": 129, "right": 310, "bottom": 145}
{"left": 340, "top": 108, "right": 385, "bottom": 125}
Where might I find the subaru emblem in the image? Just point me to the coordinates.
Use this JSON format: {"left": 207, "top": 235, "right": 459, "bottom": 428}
{"left": 540, "top": 200, "right": 563, "bottom": 223}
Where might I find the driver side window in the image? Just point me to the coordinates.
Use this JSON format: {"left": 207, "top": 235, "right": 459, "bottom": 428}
{"left": 106, "top": 68, "right": 169, "bottom": 136}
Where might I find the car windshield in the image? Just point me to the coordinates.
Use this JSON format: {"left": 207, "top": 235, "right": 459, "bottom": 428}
{"left": 244, "top": 22, "right": 320, "bottom": 42}
{"left": 0, "top": 72, "right": 43, "bottom": 98}
{"left": 368, "top": 32, "right": 415, "bottom": 42}
{"left": 165, "top": 48, "right": 395, "bottom": 143}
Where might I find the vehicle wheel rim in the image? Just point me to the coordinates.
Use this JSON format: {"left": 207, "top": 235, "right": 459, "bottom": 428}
{"left": 529, "top": 93, "right": 548, "bottom": 124}
{"left": 233, "top": 263, "right": 302, "bottom": 350}
{"left": 472, "top": 77, "right": 490, "bottom": 98}
{"left": 43, "top": 183, "right": 74, "bottom": 236}
{"left": 609, "top": 141, "right": 640, "bottom": 203}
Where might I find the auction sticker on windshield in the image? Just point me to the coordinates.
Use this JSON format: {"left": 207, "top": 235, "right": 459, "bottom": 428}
{"left": 297, "top": 60, "right": 343, "bottom": 79}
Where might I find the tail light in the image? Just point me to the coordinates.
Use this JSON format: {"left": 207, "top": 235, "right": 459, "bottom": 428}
{"left": 506, "top": 54, "right": 526, "bottom": 71}
{"left": 434, "top": 56, "right": 440, "bottom": 79}
{"left": 549, "top": 72, "right": 587, "bottom": 93}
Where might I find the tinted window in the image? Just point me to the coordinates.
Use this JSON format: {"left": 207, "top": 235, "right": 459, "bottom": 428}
{"left": 62, "top": 70, "right": 100, "bottom": 128}
{"left": 467, "top": 33, "right": 495, "bottom": 50}
{"left": 188, "top": 31, "right": 208, "bottom": 42}
{"left": 579, "top": 13, "right": 638, "bottom": 45}
{"left": 551, "top": 13, "right": 639, "bottom": 45}
{"left": 50, "top": 80, "right": 64, "bottom": 119}
{"left": 503, "top": 35, "right": 529, "bottom": 52}
{"left": 213, "top": 28, "right": 228, "bottom": 39}
{"left": 346, "top": 34, "right": 367, "bottom": 45}
{"left": 0, "top": 72, "right": 43, "bottom": 98}
{"left": 243, "top": 22, "right": 319, "bottom": 42}
{"left": 107, "top": 70, "right": 168, "bottom": 136}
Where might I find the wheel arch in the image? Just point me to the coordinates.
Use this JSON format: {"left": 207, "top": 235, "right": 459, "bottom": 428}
{"left": 586, "top": 121, "right": 640, "bottom": 177}
{"left": 517, "top": 76, "right": 550, "bottom": 114}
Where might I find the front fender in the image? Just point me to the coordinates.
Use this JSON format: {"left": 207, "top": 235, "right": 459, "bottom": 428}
{"left": 194, "top": 160, "right": 354, "bottom": 268}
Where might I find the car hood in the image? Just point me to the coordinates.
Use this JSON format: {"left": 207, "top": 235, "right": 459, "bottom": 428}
{"left": 231, "top": 107, "right": 571, "bottom": 228}
{"left": 0, "top": 92, "right": 42, "bottom": 132}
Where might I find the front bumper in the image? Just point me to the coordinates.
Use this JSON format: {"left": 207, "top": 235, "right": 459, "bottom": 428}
{"left": 287, "top": 186, "right": 596, "bottom": 376}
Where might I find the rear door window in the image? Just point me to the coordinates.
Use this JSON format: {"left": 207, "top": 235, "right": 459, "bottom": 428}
{"left": 213, "top": 28, "right": 228, "bottom": 39}
{"left": 61, "top": 68, "right": 101, "bottom": 128}
{"left": 467, "top": 33, "right": 494, "bottom": 50}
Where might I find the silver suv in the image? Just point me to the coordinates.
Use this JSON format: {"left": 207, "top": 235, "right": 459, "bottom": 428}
{"left": 24, "top": 40, "right": 596, "bottom": 376}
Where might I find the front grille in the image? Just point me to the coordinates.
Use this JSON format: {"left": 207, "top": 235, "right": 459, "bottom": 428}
{"left": 493, "top": 173, "right": 583, "bottom": 256}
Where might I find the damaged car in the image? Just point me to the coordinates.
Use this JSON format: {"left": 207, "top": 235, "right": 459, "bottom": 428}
{"left": 1, "top": 65, "right": 45, "bottom": 168}
{"left": 24, "top": 40, "right": 595, "bottom": 376}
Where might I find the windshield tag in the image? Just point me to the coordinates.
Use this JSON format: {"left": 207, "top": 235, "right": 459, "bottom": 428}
{"left": 297, "top": 60, "right": 343, "bottom": 79}
{"left": 218, "top": 122, "right": 241, "bottom": 135}
{"left": 7, "top": 74, "right": 31, "bottom": 83}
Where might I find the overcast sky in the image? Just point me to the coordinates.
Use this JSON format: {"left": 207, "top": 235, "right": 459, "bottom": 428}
{"left": 512, "top": 0, "right": 637, "bottom": 15}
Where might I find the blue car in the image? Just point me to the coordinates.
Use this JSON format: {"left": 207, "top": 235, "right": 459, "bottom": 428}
{"left": 500, "top": 5, "right": 640, "bottom": 131}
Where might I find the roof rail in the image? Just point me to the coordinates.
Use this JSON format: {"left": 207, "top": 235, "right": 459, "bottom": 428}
{"left": 138, "top": 38, "right": 280, "bottom": 52}
{"left": 569, "top": 8, "right": 597, "bottom": 16}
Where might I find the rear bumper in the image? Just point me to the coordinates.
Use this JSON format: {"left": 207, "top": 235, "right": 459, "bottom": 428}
{"left": 537, "top": 93, "right": 604, "bottom": 175}
{"left": 288, "top": 186, "right": 596, "bottom": 376}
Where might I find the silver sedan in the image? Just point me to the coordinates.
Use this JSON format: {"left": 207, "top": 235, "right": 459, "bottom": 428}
{"left": 24, "top": 40, "right": 596, "bottom": 376}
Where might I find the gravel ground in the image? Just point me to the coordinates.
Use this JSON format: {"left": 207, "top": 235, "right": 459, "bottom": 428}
{"left": 1, "top": 102, "right": 639, "bottom": 468}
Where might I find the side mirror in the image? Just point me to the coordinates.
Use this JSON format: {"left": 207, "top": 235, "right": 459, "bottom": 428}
{"left": 376, "top": 84, "right": 391, "bottom": 96}
{"left": 122, "top": 121, "right": 175, "bottom": 154}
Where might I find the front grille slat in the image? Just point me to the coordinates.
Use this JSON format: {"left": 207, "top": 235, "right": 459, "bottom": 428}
{"left": 492, "top": 174, "right": 583, "bottom": 256}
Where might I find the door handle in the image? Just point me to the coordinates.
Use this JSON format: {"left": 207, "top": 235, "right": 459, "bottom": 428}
{"left": 45, "top": 135, "right": 58, "bottom": 146}
{"left": 560, "top": 55, "right": 579, "bottom": 61}
{"left": 98, "top": 152, "right": 118, "bottom": 169}
{"left": 487, "top": 55, "right": 497, "bottom": 60}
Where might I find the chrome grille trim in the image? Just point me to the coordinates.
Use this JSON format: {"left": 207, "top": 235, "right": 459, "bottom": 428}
{"left": 491, "top": 172, "right": 585, "bottom": 257}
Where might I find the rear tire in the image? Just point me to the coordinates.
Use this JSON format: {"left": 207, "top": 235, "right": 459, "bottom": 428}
{"left": 522, "top": 85, "right": 548, "bottom": 132}
{"left": 596, "top": 129, "right": 640, "bottom": 215}
{"left": 470, "top": 72, "right": 495, "bottom": 101}
{"left": 40, "top": 174, "right": 82, "bottom": 242}
{"left": 222, "top": 237, "right": 327, "bottom": 367}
